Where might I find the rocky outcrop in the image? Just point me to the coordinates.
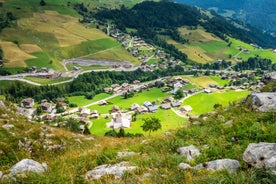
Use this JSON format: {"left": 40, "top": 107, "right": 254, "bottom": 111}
{"left": 194, "top": 159, "right": 240, "bottom": 173}
{"left": 85, "top": 161, "right": 136, "bottom": 180}
{"left": 178, "top": 163, "right": 192, "bottom": 170}
{"left": 251, "top": 93, "right": 276, "bottom": 112}
{"left": 178, "top": 159, "right": 240, "bottom": 173}
{"left": 243, "top": 142, "right": 276, "bottom": 173}
{"left": 177, "top": 145, "right": 200, "bottom": 161}
{"left": 9, "top": 159, "right": 48, "bottom": 176}
{"left": 117, "top": 152, "right": 137, "bottom": 157}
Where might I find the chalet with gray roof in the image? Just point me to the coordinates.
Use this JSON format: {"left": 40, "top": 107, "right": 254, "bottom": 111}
{"left": 98, "top": 100, "right": 107, "bottom": 106}
{"left": 136, "top": 106, "right": 148, "bottom": 113}
{"left": 41, "top": 102, "right": 53, "bottom": 113}
{"left": 148, "top": 105, "right": 158, "bottom": 112}
{"left": 161, "top": 103, "right": 171, "bottom": 110}
{"left": 106, "top": 112, "right": 132, "bottom": 129}
{"left": 131, "top": 103, "right": 140, "bottom": 111}
{"left": 21, "top": 98, "right": 34, "bottom": 109}
{"left": 263, "top": 72, "right": 276, "bottom": 83}
{"left": 79, "top": 107, "right": 90, "bottom": 117}
{"left": 171, "top": 101, "right": 181, "bottom": 107}
{"left": 251, "top": 92, "right": 276, "bottom": 112}
{"left": 91, "top": 110, "right": 99, "bottom": 119}
{"left": 112, "top": 105, "right": 120, "bottom": 113}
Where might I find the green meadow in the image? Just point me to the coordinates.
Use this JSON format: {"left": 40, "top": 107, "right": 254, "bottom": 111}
{"left": 167, "top": 27, "right": 276, "bottom": 63}
{"left": 183, "top": 90, "right": 250, "bottom": 115}
{"left": 89, "top": 109, "right": 188, "bottom": 136}
{"left": 68, "top": 93, "right": 111, "bottom": 107}
{"left": 88, "top": 88, "right": 170, "bottom": 114}
{"left": 24, "top": 76, "right": 71, "bottom": 85}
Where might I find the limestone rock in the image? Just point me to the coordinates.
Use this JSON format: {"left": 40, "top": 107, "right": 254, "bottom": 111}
{"left": 243, "top": 142, "right": 276, "bottom": 172}
{"left": 178, "top": 163, "right": 192, "bottom": 170}
{"left": 85, "top": 161, "right": 136, "bottom": 180}
{"left": 2, "top": 124, "right": 14, "bottom": 130}
{"left": 117, "top": 152, "right": 137, "bottom": 157}
{"left": 177, "top": 145, "right": 200, "bottom": 161}
{"left": 251, "top": 93, "right": 276, "bottom": 112}
{"left": 9, "top": 159, "right": 48, "bottom": 176}
{"left": 195, "top": 159, "right": 240, "bottom": 173}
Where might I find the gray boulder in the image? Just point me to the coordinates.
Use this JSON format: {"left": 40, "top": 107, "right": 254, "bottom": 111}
{"left": 178, "top": 163, "right": 192, "bottom": 170}
{"left": 195, "top": 159, "right": 240, "bottom": 173}
{"left": 117, "top": 152, "right": 137, "bottom": 158}
{"left": 251, "top": 93, "right": 276, "bottom": 112}
{"left": 177, "top": 145, "right": 200, "bottom": 161}
{"left": 243, "top": 142, "right": 276, "bottom": 172}
{"left": 9, "top": 159, "right": 48, "bottom": 176}
{"left": 0, "top": 171, "right": 2, "bottom": 179}
{"left": 85, "top": 161, "right": 136, "bottom": 180}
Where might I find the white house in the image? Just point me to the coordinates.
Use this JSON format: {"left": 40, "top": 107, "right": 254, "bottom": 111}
{"left": 106, "top": 112, "right": 132, "bottom": 129}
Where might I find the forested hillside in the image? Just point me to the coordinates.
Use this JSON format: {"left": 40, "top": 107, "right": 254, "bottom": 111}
{"left": 177, "top": 0, "right": 276, "bottom": 36}
{"left": 92, "top": 1, "right": 276, "bottom": 49}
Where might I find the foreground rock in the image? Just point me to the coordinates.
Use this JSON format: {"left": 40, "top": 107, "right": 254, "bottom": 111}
{"left": 177, "top": 145, "right": 200, "bottom": 161}
{"left": 178, "top": 163, "right": 192, "bottom": 170}
{"left": 243, "top": 142, "right": 276, "bottom": 173}
{"left": 117, "top": 152, "right": 137, "bottom": 157}
{"left": 85, "top": 161, "right": 137, "bottom": 180}
{"left": 251, "top": 93, "right": 276, "bottom": 112}
{"left": 194, "top": 159, "right": 240, "bottom": 173}
{"left": 9, "top": 159, "right": 48, "bottom": 176}
{"left": 0, "top": 171, "right": 3, "bottom": 179}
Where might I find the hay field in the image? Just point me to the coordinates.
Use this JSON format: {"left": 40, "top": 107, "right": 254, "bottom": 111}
{"left": 18, "top": 11, "right": 109, "bottom": 47}
{"left": 0, "top": 41, "right": 34, "bottom": 67}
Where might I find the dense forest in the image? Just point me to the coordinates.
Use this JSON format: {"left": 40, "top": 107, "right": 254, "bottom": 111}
{"left": 0, "top": 10, "right": 16, "bottom": 32}
{"left": 90, "top": 1, "right": 276, "bottom": 48}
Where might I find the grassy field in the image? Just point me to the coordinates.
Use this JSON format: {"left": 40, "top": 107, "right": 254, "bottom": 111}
{"left": 166, "top": 27, "right": 276, "bottom": 63}
{"left": 90, "top": 109, "right": 188, "bottom": 136}
{"left": 24, "top": 76, "right": 71, "bottom": 85}
{"left": 68, "top": 93, "right": 111, "bottom": 107}
{"left": 183, "top": 90, "right": 250, "bottom": 115}
{"left": 88, "top": 88, "right": 170, "bottom": 114}
{"left": 83, "top": 45, "right": 140, "bottom": 65}
{"left": 181, "top": 76, "right": 229, "bottom": 88}
{"left": 0, "top": 1, "right": 140, "bottom": 72}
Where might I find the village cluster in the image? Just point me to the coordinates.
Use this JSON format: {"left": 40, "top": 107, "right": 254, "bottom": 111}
{"left": 16, "top": 71, "right": 276, "bottom": 131}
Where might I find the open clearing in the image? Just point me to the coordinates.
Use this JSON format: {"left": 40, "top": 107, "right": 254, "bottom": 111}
{"left": 181, "top": 76, "right": 229, "bottom": 88}
{"left": 84, "top": 45, "right": 140, "bottom": 65}
{"left": 90, "top": 109, "right": 188, "bottom": 136}
{"left": 166, "top": 27, "right": 276, "bottom": 63}
{"left": 68, "top": 93, "right": 111, "bottom": 107}
{"left": 0, "top": 41, "right": 34, "bottom": 67}
{"left": 183, "top": 90, "right": 250, "bottom": 115}
{"left": 18, "top": 11, "right": 109, "bottom": 47}
{"left": 89, "top": 88, "right": 169, "bottom": 114}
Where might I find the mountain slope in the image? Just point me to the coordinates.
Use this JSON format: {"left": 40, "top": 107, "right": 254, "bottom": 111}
{"left": 176, "top": 0, "right": 276, "bottom": 36}
{"left": 0, "top": 0, "right": 141, "bottom": 73}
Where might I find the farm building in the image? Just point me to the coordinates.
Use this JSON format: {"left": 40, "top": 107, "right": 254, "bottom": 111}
{"left": 21, "top": 98, "right": 35, "bottom": 108}
{"left": 106, "top": 113, "right": 132, "bottom": 129}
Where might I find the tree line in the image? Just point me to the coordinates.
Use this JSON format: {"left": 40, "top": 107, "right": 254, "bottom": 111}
{"left": 0, "top": 66, "right": 195, "bottom": 103}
